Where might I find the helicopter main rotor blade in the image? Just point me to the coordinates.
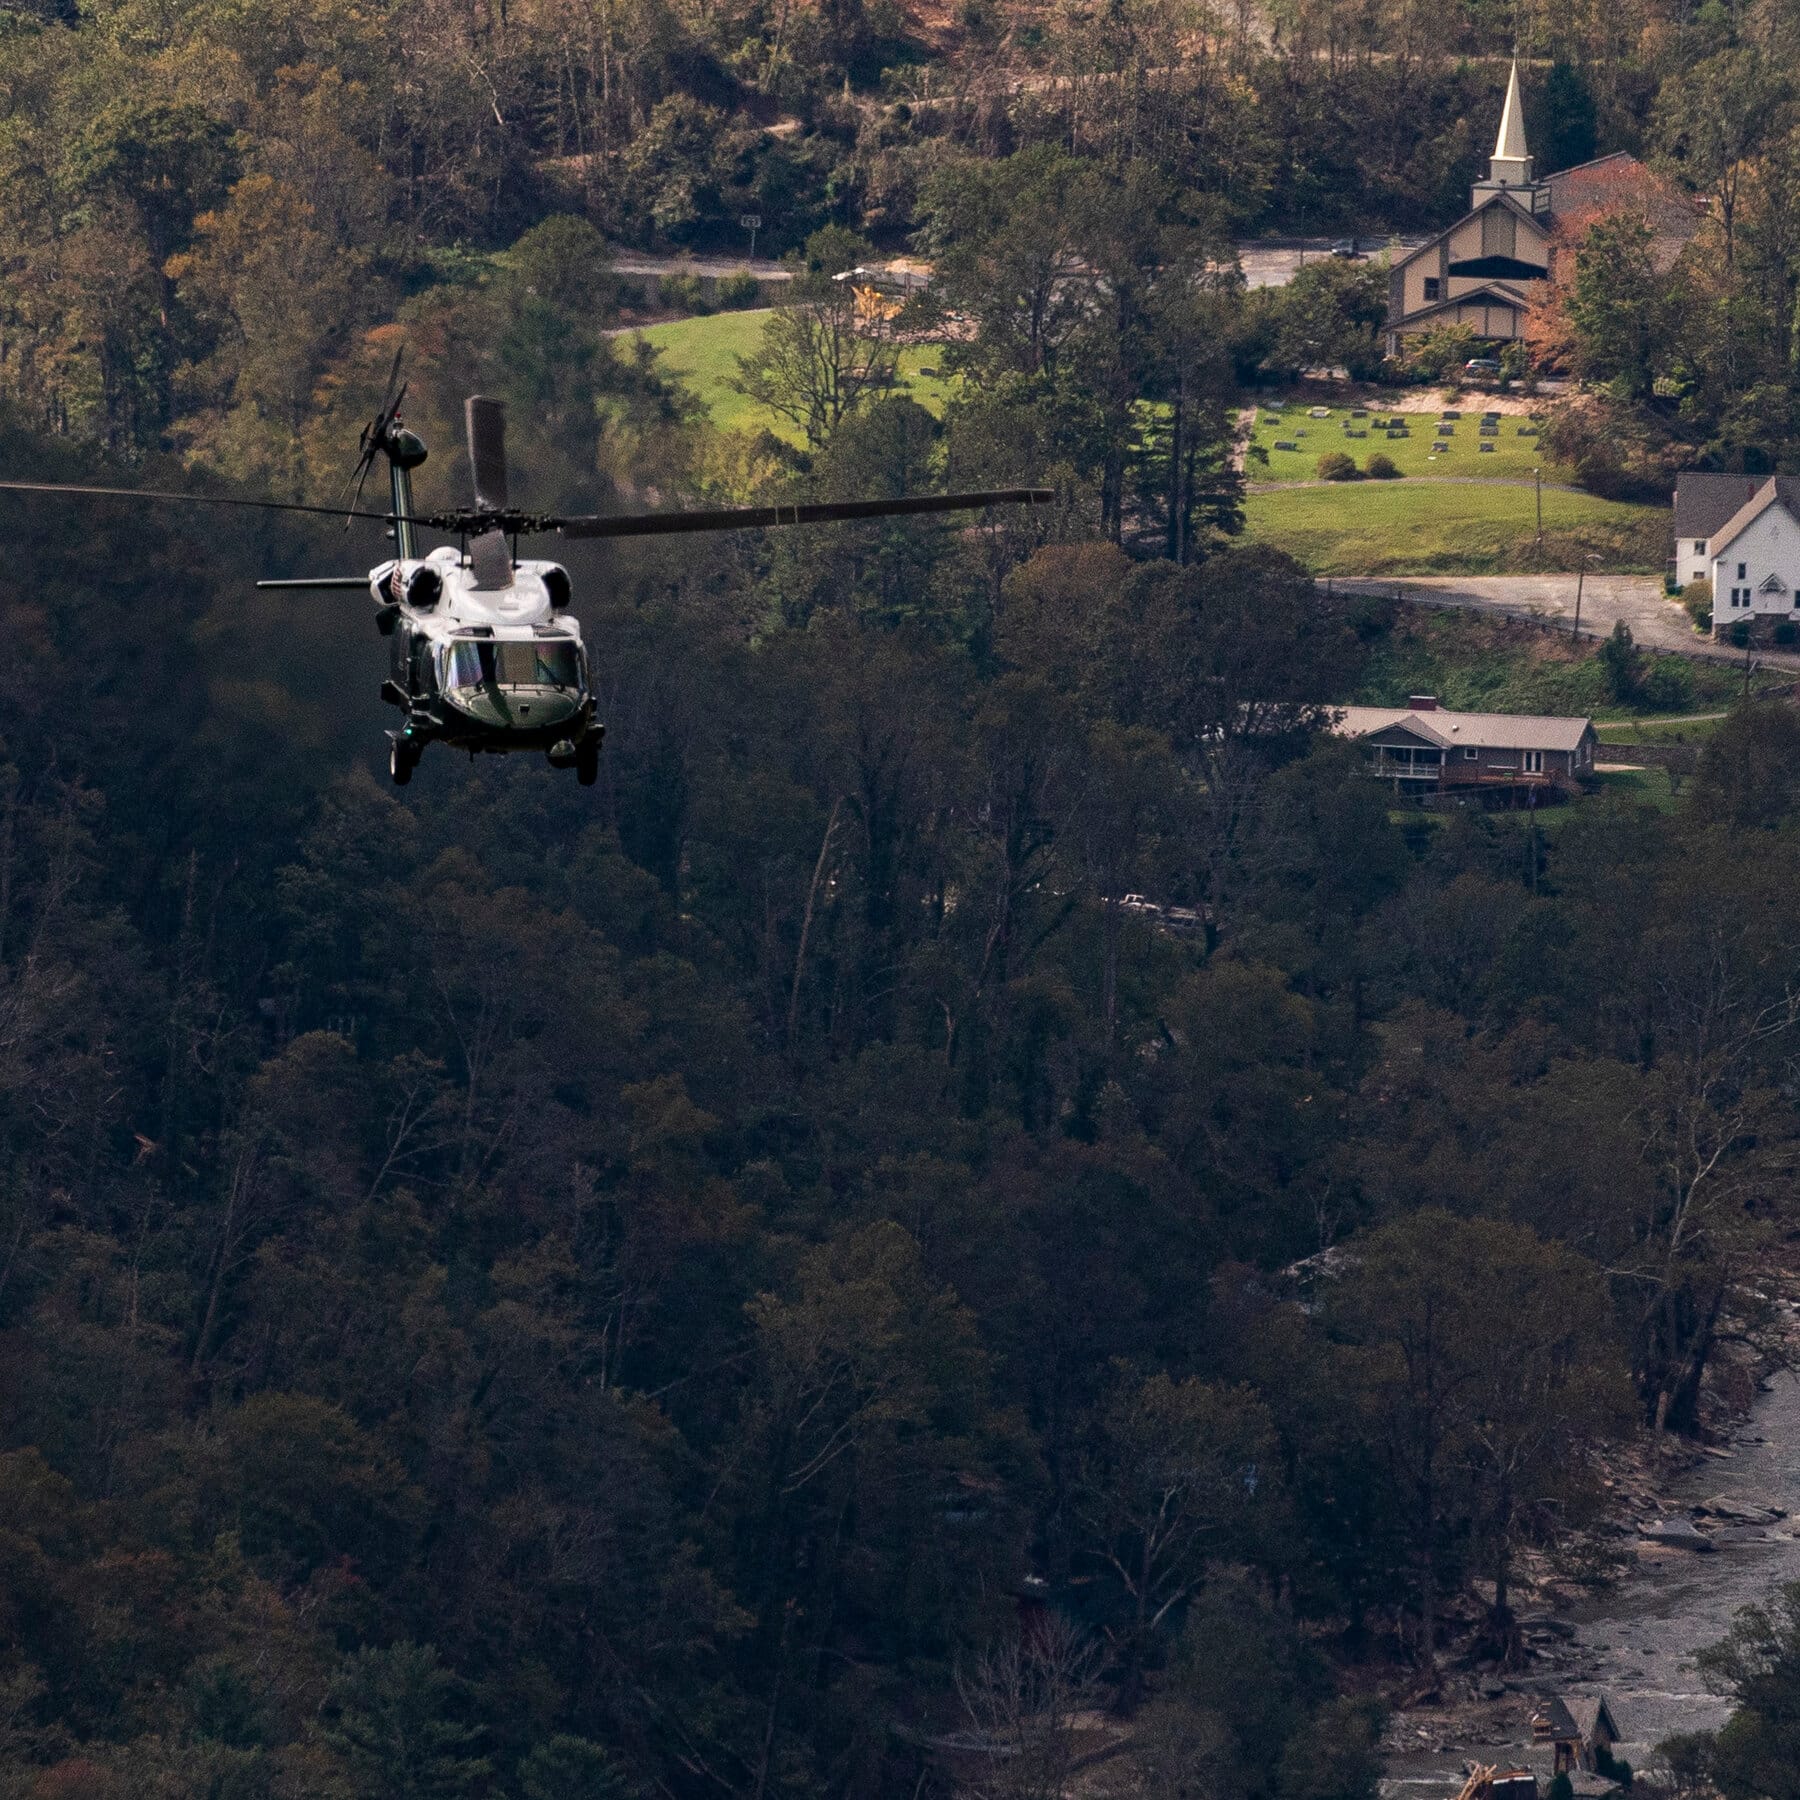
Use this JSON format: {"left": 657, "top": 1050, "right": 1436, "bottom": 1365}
{"left": 554, "top": 487, "right": 1055, "bottom": 539}
{"left": 0, "top": 478, "right": 394, "bottom": 524}
{"left": 465, "top": 397, "right": 509, "bottom": 512}
{"left": 255, "top": 577, "right": 377, "bottom": 590}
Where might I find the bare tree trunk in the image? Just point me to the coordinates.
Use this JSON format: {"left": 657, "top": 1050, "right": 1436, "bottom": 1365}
{"left": 788, "top": 797, "right": 843, "bottom": 1051}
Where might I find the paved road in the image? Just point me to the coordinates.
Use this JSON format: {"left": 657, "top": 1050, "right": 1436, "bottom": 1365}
{"left": 610, "top": 251, "right": 793, "bottom": 282}
{"left": 1332, "top": 574, "right": 1800, "bottom": 673}
{"left": 608, "top": 240, "right": 1421, "bottom": 293}
{"left": 1240, "top": 238, "right": 1427, "bottom": 289}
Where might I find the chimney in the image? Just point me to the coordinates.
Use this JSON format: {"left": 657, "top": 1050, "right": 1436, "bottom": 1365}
{"left": 1407, "top": 695, "right": 1440, "bottom": 711}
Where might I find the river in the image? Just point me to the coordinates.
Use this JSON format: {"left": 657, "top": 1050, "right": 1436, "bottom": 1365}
{"left": 1383, "top": 1369, "right": 1800, "bottom": 1794}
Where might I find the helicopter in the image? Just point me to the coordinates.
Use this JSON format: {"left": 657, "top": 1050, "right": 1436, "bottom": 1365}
{"left": 1, "top": 354, "right": 1052, "bottom": 786}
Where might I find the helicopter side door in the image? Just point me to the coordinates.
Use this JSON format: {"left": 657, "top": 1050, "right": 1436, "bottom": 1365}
{"left": 390, "top": 625, "right": 438, "bottom": 700}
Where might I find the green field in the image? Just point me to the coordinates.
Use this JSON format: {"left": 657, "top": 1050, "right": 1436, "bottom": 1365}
{"left": 1248, "top": 403, "right": 1553, "bottom": 482}
{"left": 1244, "top": 481, "right": 1667, "bottom": 576}
{"left": 633, "top": 310, "right": 957, "bottom": 440}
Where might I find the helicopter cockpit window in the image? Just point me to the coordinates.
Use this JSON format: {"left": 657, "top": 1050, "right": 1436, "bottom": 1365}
{"left": 447, "top": 640, "right": 580, "bottom": 689}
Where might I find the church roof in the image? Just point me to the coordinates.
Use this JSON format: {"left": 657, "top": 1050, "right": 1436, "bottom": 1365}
{"left": 1389, "top": 190, "right": 1548, "bottom": 276}
{"left": 1495, "top": 60, "right": 1529, "bottom": 164}
{"left": 1674, "top": 472, "right": 1765, "bottom": 540}
{"left": 1709, "top": 476, "right": 1800, "bottom": 558}
{"left": 1544, "top": 151, "right": 1700, "bottom": 270}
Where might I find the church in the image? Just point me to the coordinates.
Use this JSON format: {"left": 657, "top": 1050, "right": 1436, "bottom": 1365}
{"left": 1384, "top": 64, "right": 1697, "bottom": 357}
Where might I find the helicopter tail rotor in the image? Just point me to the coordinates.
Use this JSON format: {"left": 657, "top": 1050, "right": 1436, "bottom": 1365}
{"left": 346, "top": 345, "right": 409, "bottom": 523}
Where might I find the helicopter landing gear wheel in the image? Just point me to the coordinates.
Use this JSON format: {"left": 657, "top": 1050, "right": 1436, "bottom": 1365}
{"left": 575, "top": 739, "right": 600, "bottom": 787}
{"left": 390, "top": 738, "right": 419, "bottom": 786}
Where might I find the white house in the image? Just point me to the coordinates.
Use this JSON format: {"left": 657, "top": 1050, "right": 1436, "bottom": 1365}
{"left": 1704, "top": 476, "right": 1800, "bottom": 641}
{"left": 1673, "top": 471, "right": 1764, "bottom": 588}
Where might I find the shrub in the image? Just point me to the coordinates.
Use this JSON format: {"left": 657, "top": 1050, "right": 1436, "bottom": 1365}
{"left": 1680, "top": 581, "right": 1712, "bottom": 628}
{"left": 1364, "top": 452, "right": 1401, "bottom": 479}
{"left": 1776, "top": 620, "right": 1797, "bottom": 646}
{"left": 716, "top": 270, "right": 761, "bottom": 309}
{"left": 1727, "top": 619, "right": 1750, "bottom": 647}
{"left": 1640, "top": 658, "right": 1694, "bottom": 711}
{"left": 1346, "top": 590, "right": 1399, "bottom": 640}
{"left": 659, "top": 271, "right": 710, "bottom": 315}
{"left": 1316, "top": 451, "right": 1359, "bottom": 482}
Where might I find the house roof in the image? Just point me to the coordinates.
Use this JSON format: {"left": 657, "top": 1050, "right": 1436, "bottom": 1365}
{"left": 1709, "top": 476, "right": 1800, "bottom": 558}
{"left": 1329, "top": 705, "right": 1592, "bottom": 754}
{"left": 1675, "top": 472, "right": 1766, "bottom": 540}
{"left": 1568, "top": 1695, "right": 1620, "bottom": 1743}
{"left": 1533, "top": 1696, "right": 1581, "bottom": 1738}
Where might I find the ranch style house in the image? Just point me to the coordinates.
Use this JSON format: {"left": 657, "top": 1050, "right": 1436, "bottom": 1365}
{"left": 1328, "top": 697, "right": 1597, "bottom": 804}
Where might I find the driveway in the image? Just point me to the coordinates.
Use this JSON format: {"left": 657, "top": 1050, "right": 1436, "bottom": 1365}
{"left": 1331, "top": 575, "right": 1800, "bottom": 674}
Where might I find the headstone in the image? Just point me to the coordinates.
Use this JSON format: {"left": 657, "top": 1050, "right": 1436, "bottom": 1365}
{"left": 1479, "top": 442, "right": 1496, "bottom": 452}
{"left": 1308, "top": 406, "right": 1331, "bottom": 418}
{"left": 1639, "top": 1518, "right": 1716, "bottom": 1552}
{"left": 1346, "top": 429, "right": 1368, "bottom": 438}
{"left": 1274, "top": 440, "right": 1299, "bottom": 451}
{"left": 1351, "top": 408, "right": 1367, "bottom": 417}
{"left": 1442, "top": 409, "right": 1462, "bottom": 420}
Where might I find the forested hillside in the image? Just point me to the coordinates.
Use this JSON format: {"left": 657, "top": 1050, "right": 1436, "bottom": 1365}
{"left": 8, "top": 0, "right": 1800, "bottom": 1796}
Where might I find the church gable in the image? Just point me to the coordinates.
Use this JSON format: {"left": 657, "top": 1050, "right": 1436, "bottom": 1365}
{"left": 1446, "top": 196, "right": 1550, "bottom": 281}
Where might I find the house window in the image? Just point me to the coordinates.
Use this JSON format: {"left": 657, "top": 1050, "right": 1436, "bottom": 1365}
{"left": 1423, "top": 277, "right": 1441, "bottom": 301}
{"left": 1739, "top": 562, "right": 1748, "bottom": 579}
{"left": 1463, "top": 747, "right": 1478, "bottom": 759}
{"left": 1695, "top": 539, "right": 1707, "bottom": 553}
{"left": 1523, "top": 751, "right": 1544, "bottom": 773}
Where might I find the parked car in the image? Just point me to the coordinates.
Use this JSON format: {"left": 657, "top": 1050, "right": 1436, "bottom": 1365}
{"left": 1463, "top": 356, "right": 1503, "bottom": 378}
{"left": 1330, "top": 238, "right": 1361, "bottom": 259}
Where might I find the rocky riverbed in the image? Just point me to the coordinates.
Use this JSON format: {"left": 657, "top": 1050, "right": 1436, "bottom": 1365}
{"left": 1382, "top": 1368, "right": 1800, "bottom": 1794}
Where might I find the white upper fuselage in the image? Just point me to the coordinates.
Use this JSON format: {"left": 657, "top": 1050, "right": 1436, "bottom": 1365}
{"left": 378, "top": 545, "right": 588, "bottom": 739}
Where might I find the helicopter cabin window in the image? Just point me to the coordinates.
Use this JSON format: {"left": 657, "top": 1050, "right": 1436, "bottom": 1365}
{"left": 447, "top": 640, "right": 580, "bottom": 688}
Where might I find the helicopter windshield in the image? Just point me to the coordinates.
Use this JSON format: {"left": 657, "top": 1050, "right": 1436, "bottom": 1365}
{"left": 447, "top": 640, "right": 580, "bottom": 689}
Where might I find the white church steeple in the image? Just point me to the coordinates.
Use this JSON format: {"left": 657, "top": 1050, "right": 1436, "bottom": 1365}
{"left": 1489, "top": 59, "right": 1534, "bottom": 188}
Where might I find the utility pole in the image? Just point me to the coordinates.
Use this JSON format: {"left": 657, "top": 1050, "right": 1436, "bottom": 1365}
{"left": 1534, "top": 466, "right": 1542, "bottom": 549}
{"left": 1572, "top": 552, "right": 1599, "bottom": 640}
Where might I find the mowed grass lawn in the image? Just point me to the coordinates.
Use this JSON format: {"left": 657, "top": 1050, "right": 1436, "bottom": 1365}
{"left": 1243, "top": 481, "right": 1668, "bottom": 576}
{"left": 1248, "top": 404, "right": 1552, "bottom": 481}
{"left": 633, "top": 310, "right": 956, "bottom": 440}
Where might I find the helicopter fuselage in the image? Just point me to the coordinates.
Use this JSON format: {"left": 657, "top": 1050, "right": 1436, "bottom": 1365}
{"left": 374, "top": 545, "right": 601, "bottom": 783}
